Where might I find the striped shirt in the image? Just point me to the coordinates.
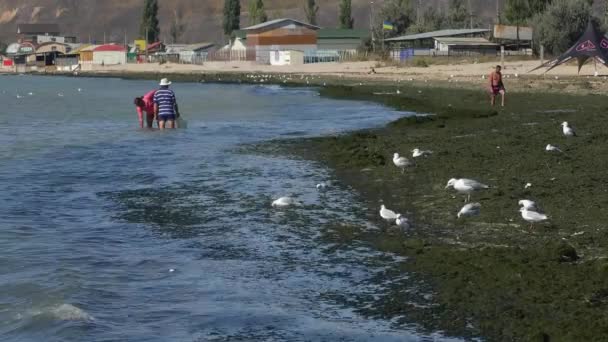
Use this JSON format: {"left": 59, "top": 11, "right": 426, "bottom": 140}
{"left": 153, "top": 87, "right": 176, "bottom": 117}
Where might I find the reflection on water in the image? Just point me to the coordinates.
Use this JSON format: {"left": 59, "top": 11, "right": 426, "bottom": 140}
{"left": 0, "top": 76, "right": 459, "bottom": 341}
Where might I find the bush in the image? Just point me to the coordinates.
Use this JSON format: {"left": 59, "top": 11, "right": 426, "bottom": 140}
{"left": 413, "top": 58, "right": 430, "bottom": 68}
{"left": 532, "top": 0, "right": 594, "bottom": 56}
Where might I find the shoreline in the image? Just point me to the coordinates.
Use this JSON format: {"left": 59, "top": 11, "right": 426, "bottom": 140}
{"left": 12, "top": 68, "right": 608, "bottom": 340}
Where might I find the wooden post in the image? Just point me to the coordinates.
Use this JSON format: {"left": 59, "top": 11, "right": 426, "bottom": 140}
{"left": 500, "top": 45, "right": 504, "bottom": 68}
{"left": 540, "top": 45, "right": 544, "bottom": 66}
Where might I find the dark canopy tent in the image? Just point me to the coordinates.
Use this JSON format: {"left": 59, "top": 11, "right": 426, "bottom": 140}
{"left": 531, "top": 21, "right": 608, "bottom": 73}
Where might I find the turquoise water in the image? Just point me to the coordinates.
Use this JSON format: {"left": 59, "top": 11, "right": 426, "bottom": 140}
{"left": 0, "top": 75, "right": 457, "bottom": 341}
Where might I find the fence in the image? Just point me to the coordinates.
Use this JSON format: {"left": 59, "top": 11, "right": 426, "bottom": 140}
{"left": 390, "top": 48, "right": 533, "bottom": 62}
{"left": 303, "top": 50, "right": 363, "bottom": 64}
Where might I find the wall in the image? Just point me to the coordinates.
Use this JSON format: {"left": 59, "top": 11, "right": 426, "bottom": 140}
{"left": 92, "top": 51, "right": 126, "bottom": 65}
{"left": 317, "top": 38, "right": 362, "bottom": 51}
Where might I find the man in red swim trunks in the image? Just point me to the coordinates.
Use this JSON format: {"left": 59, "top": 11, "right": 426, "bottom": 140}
{"left": 134, "top": 90, "right": 156, "bottom": 128}
{"left": 489, "top": 65, "right": 505, "bottom": 107}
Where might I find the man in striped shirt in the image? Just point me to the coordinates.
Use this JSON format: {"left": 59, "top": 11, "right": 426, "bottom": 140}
{"left": 153, "top": 78, "right": 179, "bottom": 129}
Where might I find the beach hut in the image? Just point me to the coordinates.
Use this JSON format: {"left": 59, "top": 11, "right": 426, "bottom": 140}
{"left": 93, "top": 44, "right": 127, "bottom": 65}
{"left": 243, "top": 18, "right": 320, "bottom": 64}
{"left": 35, "top": 42, "right": 70, "bottom": 66}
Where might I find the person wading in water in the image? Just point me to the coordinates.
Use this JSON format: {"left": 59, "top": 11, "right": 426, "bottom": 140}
{"left": 489, "top": 65, "right": 506, "bottom": 107}
{"left": 154, "top": 78, "right": 180, "bottom": 130}
{"left": 134, "top": 90, "right": 156, "bottom": 128}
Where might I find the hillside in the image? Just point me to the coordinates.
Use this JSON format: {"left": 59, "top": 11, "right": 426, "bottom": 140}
{"left": 0, "top": 0, "right": 569, "bottom": 44}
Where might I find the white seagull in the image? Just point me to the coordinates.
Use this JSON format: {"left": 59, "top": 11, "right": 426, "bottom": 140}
{"left": 561, "top": 121, "right": 576, "bottom": 137}
{"left": 457, "top": 203, "right": 481, "bottom": 218}
{"left": 412, "top": 148, "right": 433, "bottom": 158}
{"left": 445, "top": 178, "right": 490, "bottom": 202}
{"left": 518, "top": 199, "right": 538, "bottom": 211}
{"left": 520, "top": 208, "right": 548, "bottom": 229}
{"left": 395, "top": 214, "right": 410, "bottom": 229}
{"left": 316, "top": 182, "right": 330, "bottom": 191}
{"left": 380, "top": 204, "right": 399, "bottom": 223}
{"left": 393, "top": 153, "right": 413, "bottom": 174}
{"left": 546, "top": 144, "right": 562, "bottom": 153}
{"left": 271, "top": 197, "right": 300, "bottom": 208}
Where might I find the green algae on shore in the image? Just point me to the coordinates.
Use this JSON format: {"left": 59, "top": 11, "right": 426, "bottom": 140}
{"left": 286, "top": 84, "right": 608, "bottom": 341}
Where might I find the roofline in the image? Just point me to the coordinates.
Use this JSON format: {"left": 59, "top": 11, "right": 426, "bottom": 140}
{"left": 243, "top": 18, "right": 320, "bottom": 31}
{"left": 385, "top": 28, "right": 490, "bottom": 42}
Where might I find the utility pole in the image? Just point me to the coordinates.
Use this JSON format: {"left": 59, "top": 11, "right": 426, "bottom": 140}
{"left": 468, "top": 0, "right": 473, "bottom": 29}
{"left": 370, "top": 1, "right": 375, "bottom": 53}
{"left": 103, "top": 32, "right": 106, "bottom": 44}
{"left": 417, "top": 0, "right": 422, "bottom": 24}
{"left": 496, "top": 0, "right": 500, "bottom": 24}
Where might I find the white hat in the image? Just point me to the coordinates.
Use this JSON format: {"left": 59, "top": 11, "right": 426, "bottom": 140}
{"left": 159, "top": 78, "right": 172, "bottom": 86}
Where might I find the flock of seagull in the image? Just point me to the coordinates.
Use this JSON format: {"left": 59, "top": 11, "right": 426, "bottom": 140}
{"left": 271, "top": 120, "right": 576, "bottom": 230}
{"left": 378, "top": 120, "right": 578, "bottom": 230}
{"left": 11, "top": 88, "right": 82, "bottom": 99}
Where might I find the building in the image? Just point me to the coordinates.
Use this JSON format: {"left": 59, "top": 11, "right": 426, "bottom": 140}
{"left": 385, "top": 28, "right": 491, "bottom": 49}
{"left": 92, "top": 44, "right": 126, "bottom": 65}
{"left": 434, "top": 37, "right": 498, "bottom": 56}
{"left": 178, "top": 43, "right": 215, "bottom": 63}
{"left": 5, "top": 42, "right": 37, "bottom": 65}
{"left": 317, "top": 29, "right": 369, "bottom": 51}
{"left": 17, "top": 23, "right": 61, "bottom": 41}
{"left": 35, "top": 35, "right": 78, "bottom": 44}
{"left": 35, "top": 42, "right": 71, "bottom": 66}
{"left": 269, "top": 50, "right": 304, "bottom": 66}
{"left": 243, "top": 18, "right": 320, "bottom": 64}
{"left": 493, "top": 25, "right": 533, "bottom": 51}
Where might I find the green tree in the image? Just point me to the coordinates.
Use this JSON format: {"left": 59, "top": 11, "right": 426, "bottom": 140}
{"left": 249, "top": 0, "right": 268, "bottom": 25}
{"left": 379, "top": 0, "right": 414, "bottom": 37}
{"left": 533, "top": 0, "right": 592, "bottom": 55}
{"left": 528, "top": 0, "right": 552, "bottom": 15}
{"left": 447, "top": 0, "right": 468, "bottom": 28}
{"left": 223, "top": 0, "right": 241, "bottom": 37}
{"left": 303, "top": 0, "right": 319, "bottom": 25}
{"left": 339, "top": 0, "right": 354, "bottom": 29}
{"left": 505, "top": 0, "right": 530, "bottom": 46}
{"left": 140, "top": 0, "right": 160, "bottom": 43}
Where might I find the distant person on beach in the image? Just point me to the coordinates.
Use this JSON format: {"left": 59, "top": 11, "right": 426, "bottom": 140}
{"left": 134, "top": 90, "right": 156, "bottom": 128}
{"left": 154, "top": 78, "right": 180, "bottom": 130}
{"left": 489, "top": 65, "right": 505, "bottom": 107}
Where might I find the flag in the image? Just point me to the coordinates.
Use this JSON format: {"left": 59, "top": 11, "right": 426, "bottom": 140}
{"left": 383, "top": 21, "right": 394, "bottom": 31}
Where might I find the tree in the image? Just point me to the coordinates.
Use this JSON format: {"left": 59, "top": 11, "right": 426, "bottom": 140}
{"left": 223, "top": 0, "right": 241, "bottom": 37}
{"left": 447, "top": 0, "right": 468, "bottom": 28}
{"left": 169, "top": 7, "right": 186, "bottom": 43}
{"left": 249, "top": 0, "right": 268, "bottom": 25}
{"left": 408, "top": 6, "right": 445, "bottom": 34}
{"left": 533, "top": 0, "right": 593, "bottom": 55}
{"left": 339, "top": 0, "right": 354, "bottom": 29}
{"left": 140, "top": 0, "right": 160, "bottom": 43}
{"left": 303, "top": 0, "right": 319, "bottom": 25}
{"left": 379, "top": 0, "right": 414, "bottom": 37}
{"left": 528, "top": 0, "right": 552, "bottom": 15}
{"left": 505, "top": 0, "right": 530, "bottom": 47}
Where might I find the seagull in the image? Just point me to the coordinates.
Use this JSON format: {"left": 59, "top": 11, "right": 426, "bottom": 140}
{"left": 518, "top": 199, "right": 538, "bottom": 211}
{"left": 457, "top": 202, "right": 481, "bottom": 218}
{"left": 77, "top": 88, "right": 82, "bottom": 92}
{"left": 57, "top": 93, "right": 64, "bottom": 97}
{"left": 561, "top": 122, "right": 576, "bottom": 137}
{"left": 445, "top": 178, "right": 490, "bottom": 202}
{"left": 520, "top": 208, "right": 548, "bottom": 229}
{"left": 393, "top": 153, "right": 413, "bottom": 174}
{"left": 316, "top": 182, "right": 330, "bottom": 191}
{"left": 380, "top": 204, "right": 399, "bottom": 223}
{"left": 546, "top": 144, "right": 562, "bottom": 153}
{"left": 15, "top": 94, "right": 23, "bottom": 99}
{"left": 271, "top": 197, "right": 299, "bottom": 208}
{"left": 395, "top": 214, "right": 410, "bottom": 229}
{"left": 412, "top": 148, "right": 433, "bottom": 158}
{"left": 28, "top": 92, "right": 34, "bottom": 96}
{"left": 524, "top": 183, "right": 532, "bottom": 189}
